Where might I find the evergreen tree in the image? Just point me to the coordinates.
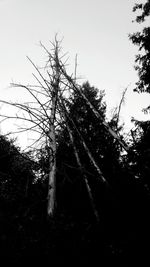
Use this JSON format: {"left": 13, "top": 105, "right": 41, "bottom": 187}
{"left": 129, "top": 0, "right": 150, "bottom": 93}
{"left": 128, "top": 119, "right": 150, "bottom": 185}
{"left": 67, "top": 82, "right": 121, "bottom": 180}
{"left": 55, "top": 82, "right": 123, "bottom": 219}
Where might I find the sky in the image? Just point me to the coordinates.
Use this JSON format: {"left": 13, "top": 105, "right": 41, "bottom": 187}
{"left": 0, "top": 0, "right": 150, "bottom": 148}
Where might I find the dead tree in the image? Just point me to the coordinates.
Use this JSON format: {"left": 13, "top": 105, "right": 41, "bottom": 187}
{"left": 0, "top": 38, "right": 63, "bottom": 218}
{"left": 47, "top": 41, "right": 60, "bottom": 216}
{"left": 0, "top": 37, "right": 128, "bottom": 219}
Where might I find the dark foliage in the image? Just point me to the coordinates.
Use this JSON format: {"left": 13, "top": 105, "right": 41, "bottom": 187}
{"left": 129, "top": 0, "right": 150, "bottom": 93}
{"left": 0, "top": 135, "right": 35, "bottom": 206}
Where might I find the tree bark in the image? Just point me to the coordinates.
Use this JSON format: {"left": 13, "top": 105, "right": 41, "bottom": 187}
{"left": 47, "top": 123, "right": 57, "bottom": 217}
{"left": 47, "top": 44, "right": 60, "bottom": 217}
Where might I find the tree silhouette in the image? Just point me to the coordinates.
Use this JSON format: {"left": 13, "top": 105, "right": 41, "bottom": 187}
{"left": 129, "top": 0, "right": 150, "bottom": 94}
{"left": 0, "top": 37, "right": 129, "bottom": 219}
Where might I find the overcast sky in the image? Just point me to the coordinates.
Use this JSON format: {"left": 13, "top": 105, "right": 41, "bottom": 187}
{"left": 0, "top": 0, "right": 150, "bottom": 147}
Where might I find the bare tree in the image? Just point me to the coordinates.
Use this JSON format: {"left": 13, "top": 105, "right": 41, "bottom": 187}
{"left": 0, "top": 36, "right": 129, "bottom": 218}
{"left": 0, "top": 37, "right": 65, "bottom": 217}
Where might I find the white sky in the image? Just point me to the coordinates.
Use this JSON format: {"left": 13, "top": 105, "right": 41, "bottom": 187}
{"left": 0, "top": 0, "right": 150, "bottom": 148}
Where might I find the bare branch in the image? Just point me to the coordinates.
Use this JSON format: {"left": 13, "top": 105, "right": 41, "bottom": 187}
{"left": 74, "top": 54, "right": 78, "bottom": 82}
{"left": 116, "top": 85, "right": 129, "bottom": 127}
{"left": 26, "top": 56, "right": 52, "bottom": 91}
{"left": 11, "top": 83, "right": 49, "bottom": 119}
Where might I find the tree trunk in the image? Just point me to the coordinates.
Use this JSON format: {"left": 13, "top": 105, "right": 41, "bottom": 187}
{"left": 47, "top": 123, "right": 57, "bottom": 217}
{"left": 47, "top": 44, "right": 60, "bottom": 217}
